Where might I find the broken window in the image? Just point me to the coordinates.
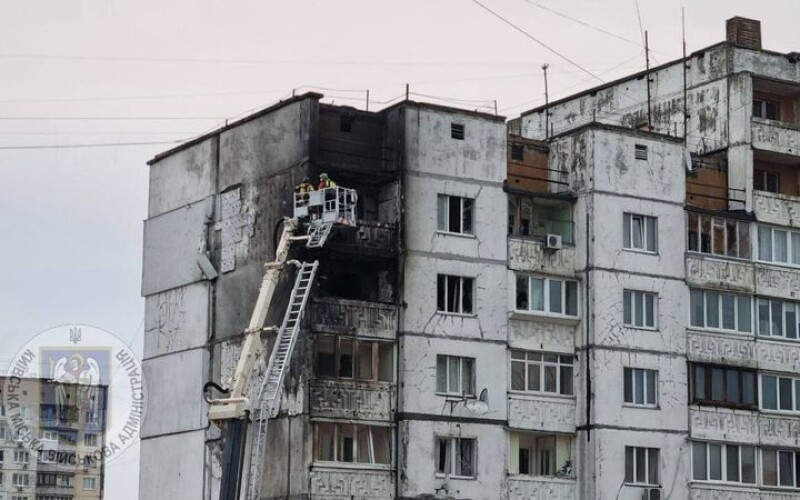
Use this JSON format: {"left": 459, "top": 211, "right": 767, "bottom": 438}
{"left": 508, "top": 195, "right": 573, "bottom": 243}
{"left": 691, "top": 363, "right": 757, "bottom": 408}
{"left": 314, "top": 422, "right": 391, "bottom": 465}
{"left": 436, "top": 355, "right": 475, "bottom": 396}
{"left": 315, "top": 335, "right": 394, "bottom": 382}
{"left": 753, "top": 99, "right": 779, "bottom": 120}
{"left": 437, "top": 194, "right": 473, "bottom": 234}
{"left": 510, "top": 350, "right": 573, "bottom": 396}
{"left": 690, "top": 289, "right": 752, "bottom": 333}
{"left": 754, "top": 169, "right": 780, "bottom": 193}
{"left": 687, "top": 212, "right": 751, "bottom": 259}
{"left": 436, "top": 275, "right": 474, "bottom": 314}
{"left": 451, "top": 123, "right": 465, "bottom": 140}
{"left": 623, "top": 213, "right": 657, "bottom": 252}
{"left": 623, "top": 290, "right": 657, "bottom": 329}
{"left": 436, "top": 437, "right": 475, "bottom": 477}
{"left": 511, "top": 144, "right": 524, "bottom": 161}
{"left": 510, "top": 432, "right": 573, "bottom": 477}
{"left": 623, "top": 367, "right": 658, "bottom": 407}
{"left": 624, "top": 446, "right": 659, "bottom": 486}
{"left": 515, "top": 275, "right": 578, "bottom": 317}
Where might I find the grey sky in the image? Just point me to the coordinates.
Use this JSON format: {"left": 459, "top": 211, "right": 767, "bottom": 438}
{"left": 1, "top": 1, "right": 797, "bottom": 498}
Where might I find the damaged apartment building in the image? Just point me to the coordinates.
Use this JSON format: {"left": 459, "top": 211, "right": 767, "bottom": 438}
{"left": 141, "top": 16, "right": 800, "bottom": 500}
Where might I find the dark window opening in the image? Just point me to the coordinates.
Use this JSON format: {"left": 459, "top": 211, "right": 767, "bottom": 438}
{"left": 635, "top": 144, "right": 648, "bottom": 160}
{"left": 754, "top": 169, "right": 780, "bottom": 193}
{"left": 511, "top": 144, "right": 524, "bottom": 161}
{"left": 691, "top": 363, "right": 757, "bottom": 409}
{"left": 340, "top": 115, "right": 354, "bottom": 133}
{"left": 451, "top": 123, "right": 465, "bottom": 140}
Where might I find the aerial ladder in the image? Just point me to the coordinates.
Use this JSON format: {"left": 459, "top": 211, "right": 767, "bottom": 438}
{"left": 204, "top": 185, "right": 358, "bottom": 500}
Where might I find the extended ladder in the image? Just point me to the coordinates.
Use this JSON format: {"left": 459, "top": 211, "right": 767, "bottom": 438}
{"left": 306, "top": 221, "right": 334, "bottom": 248}
{"left": 245, "top": 260, "right": 319, "bottom": 500}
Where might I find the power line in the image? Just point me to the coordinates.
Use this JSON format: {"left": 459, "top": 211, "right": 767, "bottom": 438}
{"left": 0, "top": 116, "right": 222, "bottom": 121}
{"left": 0, "top": 139, "right": 185, "bottom": 150}
{"left": 469, "top": 0, "right": 604, "bottom": 84}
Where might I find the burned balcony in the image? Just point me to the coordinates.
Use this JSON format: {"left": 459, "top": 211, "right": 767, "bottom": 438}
{"left": 686, "top": 152, "right": 730, "bottom": 211}
{"left": 752, "top": 150, "right": 800, "bottom": 228}
{"left": 315, "top": 104, "right": 395, "bottom": 176}
{"left": 507, "top": 136, "right": 571, "bottom": 196}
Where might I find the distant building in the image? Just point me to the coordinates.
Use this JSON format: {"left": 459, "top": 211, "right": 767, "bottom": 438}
{"left": 140, "top": 15, "right": 800, "bottom": 500}
{"left": 0, "top": 377, "right": 106, "bottom": 500}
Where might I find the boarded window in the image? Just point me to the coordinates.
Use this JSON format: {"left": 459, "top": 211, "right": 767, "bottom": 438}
{"left": 511, "top": 144, "right": 524, "bottom": 161}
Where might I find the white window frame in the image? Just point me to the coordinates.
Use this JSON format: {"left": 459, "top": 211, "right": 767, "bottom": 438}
{"left": 437, "top": 194, "right": 474, "bottom": 235}
{"left": 624, "top": 446, "right": 660, "bottom": 486}
{"left": 13, "top": 451, "right": 28, "bottom": 464}
{"left": 11, "top": 474, "right": 29, "bottom": 487}
{"left": 760, "top": 373, "right": 800, "bottom": 413}
{"left": 762, "top": 448, "right": 800, "bottom": 488}
{"left": 623, "top": 213, "right": 658, "bottom": 253}
{"left": 82, "top": 477, "right": 97, "bottom": 491}
{"left": 690, "top": 289, "right": 752, "bottom": 334}
{"left": 623, "top": 290, "right": 658, "bottom": 330}
{"left": 687, "top": 212, "right": 751, "bottom": 259}
{"left": 623, "top": 367, "right": 658, "bottom": 408}
{"left": 510, "top": 350, "right": 574, "bottom": 396}
{"left": 437, "top": 274, "right": 474, "bottom": 315}
{"left": 758, "top": 225, "right": 800, "bottom": 267}
{"left": 436, "top": 355, "right": 475, "bottom": 397}
{"left": 515, "top": 274, "right": 578, "bottom": 318}
{"left": 84, "top": 433, "right": 99, "bottom": 447}
{"left": 435, "top": 436, "right": 476, "bottom": 479}
{"left": 691, "top": 441, "right": 757, "bottom": 485}
{"left": 757, "top": 297, "right": 800, "bottom": 341}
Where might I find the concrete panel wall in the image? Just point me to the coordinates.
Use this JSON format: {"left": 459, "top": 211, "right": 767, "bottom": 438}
{"left": 148, "top": 137, "right": 218, "bottom": 218}
{"left": 139, "top": 430, "right": 206, "bottom": 500}
{"left": 144, "top": 281, "right": 209, "bottom": 358}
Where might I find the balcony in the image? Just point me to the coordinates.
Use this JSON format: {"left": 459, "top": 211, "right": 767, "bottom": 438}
{"left": 508, "top": 476, "right": 576, "bottom": 500}
{"left": 508, "top": 237, "right": 576, "bottom": 278}
{"left": 327, "top": 221, "right": 398, "bottom": 256}
{"left": 752, "top": 118, "right": 800, "bottom": 158}
{"left": 690, "top": 406, "right": 800, "bottom": 447}
{"left": 508, "top": 394, "right": 576, "bottom": 433}
{"left": 685, "top": 254, "right": 755, "bottom": 293}
{"left": 309, "top": 379, "right": 395, "bottom": 421}
{"left": 309, "top": 298, "right": 398, "bottom": 340}
{"left": 309, "top": 467, "right": 394, "bottom": 500}
{"left": 753, "top": 189, "right": 800, "bottom": 228}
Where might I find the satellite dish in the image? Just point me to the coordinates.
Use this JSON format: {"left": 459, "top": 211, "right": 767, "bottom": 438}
{"left": 464, "top": 388, "right": 490, "bottom": 414}
{"left": 684, "top": 149, "right": 698, "bottom": 173}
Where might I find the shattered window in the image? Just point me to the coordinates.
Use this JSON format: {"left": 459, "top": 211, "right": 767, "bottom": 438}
{"left": 437, "top": 194, "right": 474, "bottom": 234}
{"left": 315, "top": 335, "right": 394, "bottom": 382}
{"left": 437, "top": 275, "right": 474, "bottom": 315}
{"left": 315, "top": 423, "right": 391, "bottom": 465}
{"left": 435, "top": 437, "right": 476, "bottom": 477}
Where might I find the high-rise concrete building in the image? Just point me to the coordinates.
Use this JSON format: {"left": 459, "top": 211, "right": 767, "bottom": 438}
{"left": 140, "top": 16, "right": 800, "bottom": 500}
{"left": 0, "top": 377, "right": 106, "bottom": 500}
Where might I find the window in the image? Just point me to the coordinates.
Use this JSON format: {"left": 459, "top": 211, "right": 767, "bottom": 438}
{"left": 623, "top": 213, "right": 657, "bottom": 252}
{"left": 510, "top": 351, "right": 573, "bottom": 395}
{"left": 436, "top": 355, "right": 475, "bottom": 396}
{"left": 511, "top": 144, "right": 524, "bottom": 161}
{"left": 692, "top": 441, "right": 756, "bottom": 484}
{"left": 635, "top": 144, "right": 648, "bottom": 160}
{"left": 762, "top": 448, "right": 800, "bottom": 487}
{"left": 13, "top": 451, "right": 29, "bottom": 464}
{"left": 760, "top": 373, "right": 800, "bottom": 412}
{"left": 315, "top": 335, "right": 394, "bottom": 382}
{"left": 687, "top": 212, "right": 751, "bottom": 259}
{"left": 757, "top": 298, "right": 800, "bottom": 340}
{"left": 84, "top": 433, "right": 99, "bottom": 447}
{"left": 508, "top": 195, "right": 574, "bottom": 243}
{"left": 437, "top": 275, "right": 474, "bottom": 314}
{"left": 12, "top": 474, "right": 29, "bottom": 487}
{"left": 753, "top": 99, "right": 779, "bottom": 120}
{"left": 58, "top": 475, "right": 73, "bottom": 488}
{"left": 451, "top": 123, "right": 465, "bottom": 140}
{"left": 510, "top": 432, "right": 573, "bottom": 477}
{"left": 39, "top": 430, "right": 57, "bottom": 441}
{"left": 436, "top": 437, "right": 475, "bottom": 478}
{"left": 314, "top": 422, "right": 391, "bottom": 465}
{"left": 437, "top": 194, "right": 473, "bottom": 234}
{"left": 755, "top": 169, "right": 780, "bottom": 193}
{"left": 515, "top": 275, "right": 578, "bottom": 317}
{"left": 623, "top": 290, "right": 657, "bottom": 329}
{"left": 339, "top": 115, "right": 354, "bottom": 133}
{"left": 624, "top": 446, "right": 660, "bottom": 486}
{"left": 691, "top": 364, "right": 757, "bottom": 408}
{"left": 690, "top": 290, "right": 752, "bottom": 333}
{"left": 37, "top": 474, "right": 57, "bottom": 487}
{"left": 623, "top": 368, "right": 658, "bottom": 407}
{"left": 0, "top": 426, "right": 5, "bottom": 440}
{"left": 19, "top": 407, "right": 30, "bottom": 420}
{"left": 758, "top": 225, "right": 800, "bottom": 265}
{"left": 81, "top": 477, "right": 96, "bottom": 490}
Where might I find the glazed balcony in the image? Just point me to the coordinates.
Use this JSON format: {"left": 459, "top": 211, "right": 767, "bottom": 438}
{"left": 309, "top": 298, "right": 398, "bottom": 340}
{"left": 309, "top": 467, "right": 394, "bottom": 500}
{"left": 309, "top": 379, "right": 395, "bottom": 421}
{"left": 508, "top": 476, "right": 576, "bottom": 500}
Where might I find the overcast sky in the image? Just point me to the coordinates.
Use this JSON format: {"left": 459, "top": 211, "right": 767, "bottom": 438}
{"left": 1, "top": 1, "right": 798, "bottom": 498}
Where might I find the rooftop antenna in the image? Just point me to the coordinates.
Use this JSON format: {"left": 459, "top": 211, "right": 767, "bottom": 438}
{"left": 542, "top": 63, "right": 550, "bottom": 139}
{"left": 645, "top": 30, "right": 652, "bottom": 131}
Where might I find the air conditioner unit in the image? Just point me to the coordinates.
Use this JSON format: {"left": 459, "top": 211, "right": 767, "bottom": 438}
{"left": 642, "top": 487, "right": 661, "bottom": 500}
{"left": 545, "top": 233, "right": 563, "bottom": 250}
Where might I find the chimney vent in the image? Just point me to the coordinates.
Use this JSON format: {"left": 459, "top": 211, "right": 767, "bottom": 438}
{"left": 726, "top": 17, "right": 762, "bottom": 50}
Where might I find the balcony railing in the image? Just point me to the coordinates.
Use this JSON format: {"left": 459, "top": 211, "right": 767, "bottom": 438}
{"left": 753, "top": 189, "right": 800, "bottom": 229}
{"left": 508, "top": 237, "right": 576, "bottom": 277}
{"left": 310, "top": 379, "right": 395, "bottom": 421}
{"left": 752, "top": 117, "right": 800, "bottom": 157}
{"left": 310, "top": 298, "right": 398, "bottom": 339}
{"left": 327, "top": 220, "right": 398, "bottom": 254}
{"left": 508, "top": 476, "right": 576, "bottom": 500}
{"left": 508, "top": 394, "right": 576, "bottom": 433}
{"left": 309, "top": 467, "right": 394, "bottom": 500}
{"left": 690, "top": 406, "right": 800, "bottom": 447}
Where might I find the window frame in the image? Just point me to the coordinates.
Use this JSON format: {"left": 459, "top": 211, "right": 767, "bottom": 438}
{"left": 435, "top": 436, "right": 477, "bottom": 479}
{"left": 758, "top": 225, "right": 800, "bottom": 267}
{"left": 623, "top": 213, "right": 658, "bottom": 253}
{"left": 313, "top": 422, "right": 392, "bottom": 467}
{"left": 510, "top": 350, "right": 574, "bottom": 396}
{"left": 690, "top": 363, "right": 758, "bottom": 410}
{"left": 686, "top": 212, "right": 751, "bottom": 260}
{"left": 689, "top": 289, "right": 753, "bottom": 334}
{"left": 315, "top": 335, "right": 394, "bottom": 383}
{"left": 436, "top": 274, "right": 475, "bottom": 315}
{"left": 624, "top": 446, "right": 660, "bottom": 486}
{"left": 753, "top": 98, "right": 780, "bottom": 121}
{"left": 623, "top": 367, "right": 659, "bottom": 408}
{"left": 623, "top": 289, "right": 658, "bottom": 330}
{"left": 691, "top": 441, "right": 757, "bottom": 485}
{"left": 436, "top": 354, "right": 476, "bottom": 397}
{"left": 437, "top": 194, "right": 474, "bottom": 235}
{"left": 757, "top": 297, "right": 800, "bottom": 341}
{"left": 761, "top": 448, "right": 800, "bottom": 488}
{"left": 82, "top": 477, "right": 97, "bottom": 491}
{"left": 515, "top": 274, "right": 579, "bottom": 318}
{"left": 760, "top": 372, "right": 800, "bottom": 413}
